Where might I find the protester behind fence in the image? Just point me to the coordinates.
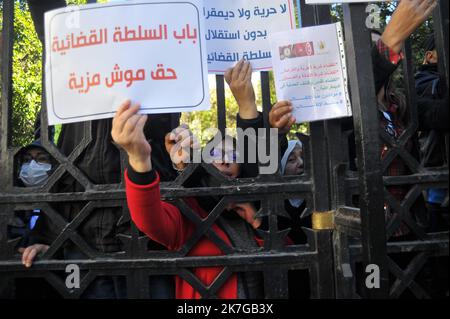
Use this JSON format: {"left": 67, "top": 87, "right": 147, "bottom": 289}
{"left": 114, "top": 100, "right": 271, "bottom": 299}
{"left": 265, "top": 0, "right": 438, "bottom": 297}
{"left": 116, "top": 61, "right": 299, "bottom": 298}
{"left": 268, "top": 102, "right": 311, "bottom": 243}
{"left": 224, "top": 61, "right": 311, "bottom": 300}
{"left": 165, "top": 60, "right": 264, "bottom": 179}
{"left": 24, "top": 0, "right": 178, "bottom": 299}
{"left": 226, "top": 61, "right": 310, "bottom": 298}
{"left": 8, "top": 140, "right": 60, "bottom": 298}
{"left": 13, "top": 125, "right": 55, "bottom": 263}
{"left": 414, "top": 34, "right": 449, "bottom": 298}
{"left": 224, "top": 60, "right": 312, "bottom": 246}
{"left": 346, "top": 11, "right": 440, "bottom": 240}
{"left": 415, "top": 36, "right": 449, "bottom": 133}
{"left": 267, "top": 106, "right": 311, "bottom": 299}
{"left": 361, "top": 0, "right": 437, "bottom": 297}
{"left": 11, "top": 140, "right": 53, "bottom": 247}
{"left": 224, "top": 61, "right": 310, "bottom": 246}
{"left": 346, "top": 1, "right": 437, "bottom": 238}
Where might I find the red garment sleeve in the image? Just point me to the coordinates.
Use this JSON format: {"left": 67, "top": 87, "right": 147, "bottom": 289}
{"left": 124, "top": 169, "right": 184, "bottom": 250}
{"left": 376, "top": 38, "right": 404, "bottom": 65}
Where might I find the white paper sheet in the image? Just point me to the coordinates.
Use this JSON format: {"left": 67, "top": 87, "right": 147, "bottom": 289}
{"left": 269, "top": 23, "right": 352, "bottom": 123}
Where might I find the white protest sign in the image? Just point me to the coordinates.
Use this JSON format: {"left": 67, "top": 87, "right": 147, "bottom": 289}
{"left": 204, "top": 0, "right": 296, "bottom": 73}
{"left": 306, "top": 0, "right": 391, "bottom": 4}
{"left": 269, "top": 23, "right": 352, "bottom": 123}
{"left": 45, "top": 0, "right": 209, "bottom": 125}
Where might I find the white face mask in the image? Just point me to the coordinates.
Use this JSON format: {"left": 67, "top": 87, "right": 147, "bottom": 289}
{"left": 19, "top": 160, "right": 51, "bottom": 187}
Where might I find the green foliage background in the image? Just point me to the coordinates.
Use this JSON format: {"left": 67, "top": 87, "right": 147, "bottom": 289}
{"left": 1, "top": 1, "right": 42, "bottom": 147}
{"left": 0, "top": 1, "right": 435, "bottom": 147}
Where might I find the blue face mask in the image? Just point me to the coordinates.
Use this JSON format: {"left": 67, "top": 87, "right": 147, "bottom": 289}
{"left": 19, "top": 160, "right": 51, "bottom": 187}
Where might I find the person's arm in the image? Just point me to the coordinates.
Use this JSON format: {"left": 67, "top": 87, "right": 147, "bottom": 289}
{"left": 236, "top": 112, "right": 264, "bottom": 178}
{"left": 372, "top": 0, "right": 438, "bottom": 93}
{"left": 28, "top": 213, "right": 59, "bottom": 246}
{"left": 371, "top": 42, "right": 401, "bottom": 94}
{"left": 225, "top": 60, "right": 258, "bottom": 120}
{"left": 269, "top": 101, "right": 295, "bottom": 164}
{"left": 125, "top": 166, "right": 184, "bottom": 250}
{"left": 21, "top": 210, "right": 60, "bottom": 268}
{"left": 112, "top": 100, "right": 186, "bottom": 250}
{"left": 225, "top": 60, "right": 263, "bottom": 177}
{"left": 18, "top": 244, "right": 49, "bottom": 268}
{"left": 164, "top": 124, "right": 199, "bottom": 172}
{"left": 380, "top": 0, "right": 437, "bottom": 55}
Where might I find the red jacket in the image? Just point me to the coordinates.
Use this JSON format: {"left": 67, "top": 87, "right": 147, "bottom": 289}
{"left": 125, "top": 170, "right": 268, "bottom": 299}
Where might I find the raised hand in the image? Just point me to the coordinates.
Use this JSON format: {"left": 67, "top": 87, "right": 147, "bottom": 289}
{"left": 164, "top": 124, "right": 200, "bottom": 171}
{"left": 225, "top": 59, "right": 258, "bottom": 119}
{"left": 18, "top": 244, "right": 49, "bottom": 268}
{"left": 111, "top": 100, "right": 151, "bottom": 173}
{"left": 230, "top": 202, "right": 261, "bottom": 229}
{"left": 382, "top": 0, "right": 438, "bottom": 53}
{"left": 269, "top": 100, "right": 296, "bottom": 135}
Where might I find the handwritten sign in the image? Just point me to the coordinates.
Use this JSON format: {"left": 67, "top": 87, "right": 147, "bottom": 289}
{"left": 306, "top": 0, "right": 391, "bottom": 4}
{"left": 44, "top": 0, "right": 209, "bottom": 125}
{"left": 269, "top": 23, "right": 352, "bottom": 123}
{"left": 204, "top": 0, "right": 296, "bottom": 73}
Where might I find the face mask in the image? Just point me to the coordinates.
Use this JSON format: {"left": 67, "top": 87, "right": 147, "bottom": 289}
{"left": 19, "top": 160, "right": 52, "bottom": 187}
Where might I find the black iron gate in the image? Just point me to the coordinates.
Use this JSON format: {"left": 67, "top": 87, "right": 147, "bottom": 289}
{"left": 0, "top": 0, "right": 448, "bottom": 299}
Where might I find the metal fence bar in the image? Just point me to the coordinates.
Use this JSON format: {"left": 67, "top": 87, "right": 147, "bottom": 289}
{"left": 216, "top": 75, "right": 227, "bottom": 136}
{"left": 298, "top": 0, "right": 335, "bottom": 299}
{"left": 433, "top": 0, "right": 449, "bottom": 164}
{"left": 0, "top": 0, "right": 14, "bottom": 187}
{"left": 342, "top": 3, "right": 389, "bottom": 298}
{"left": 0, "top": 1, "right": 15, "bottom": 298}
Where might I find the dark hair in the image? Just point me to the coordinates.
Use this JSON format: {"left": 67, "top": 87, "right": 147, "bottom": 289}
{"left": 17, "top": 141, "right": 51, "bottom": 165}
{"left": 384, "top": 77, "right": 408, "bottom": 128}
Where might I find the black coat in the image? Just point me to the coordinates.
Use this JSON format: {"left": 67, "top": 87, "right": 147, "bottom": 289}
{"left": 415, "top": 63, "right": 448, "bottom": 168}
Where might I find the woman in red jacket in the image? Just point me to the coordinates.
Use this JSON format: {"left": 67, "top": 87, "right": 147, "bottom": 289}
{"left": 112, "top": 61, "right": 281, "bottom": 299}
